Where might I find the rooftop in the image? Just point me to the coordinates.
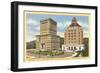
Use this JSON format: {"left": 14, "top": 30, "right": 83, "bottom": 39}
{"left": 69, "top": 17, "right": 81, "bottom": 27}
{"left": 40, "top": 18, "right": 57, "bottom": 24}
{"left": 36, "top": 34, "right": 60, "bottom": 37}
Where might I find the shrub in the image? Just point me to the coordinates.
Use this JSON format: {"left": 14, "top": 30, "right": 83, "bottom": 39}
{"left": 32, "top": 50, "right": 64, "bottom": 56}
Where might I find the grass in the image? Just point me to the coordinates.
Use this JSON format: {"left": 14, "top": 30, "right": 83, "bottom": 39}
{"left": 32, "top": 50, "right": 64, "bottom": 56}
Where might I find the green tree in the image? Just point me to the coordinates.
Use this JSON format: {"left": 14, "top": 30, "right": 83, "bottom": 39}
{"left": 82, "top": 38, "right": 89, "bottom": 57}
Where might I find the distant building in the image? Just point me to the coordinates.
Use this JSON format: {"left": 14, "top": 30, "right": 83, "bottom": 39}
{"left": 36, "top": 18, "right": 60, "bottom": 50}
{"left": 62, "top": 17, "right": 84, "bottom": 52}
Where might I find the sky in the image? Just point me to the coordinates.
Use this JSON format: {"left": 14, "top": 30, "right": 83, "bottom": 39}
{"left": 26, "top": 12, "right": 89, "bottom": 42}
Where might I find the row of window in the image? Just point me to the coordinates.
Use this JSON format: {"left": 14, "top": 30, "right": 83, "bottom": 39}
{"left": 68, "top": 37, "right": 81, "bottom": 40}
{"left": 67, "top": 30, "right": 82, "bottom": 35}
{"left": 67, "top": 33, "right": 81, "bottom": 37}
{"left": 64, "top": 39, "right": 82, "bottom": 44}
{"left": 68, "top": 47, "right": 76, "bottom": 50}
{"left": 68, "top": 41, "right": 81, "bottom": 44}
{"left": 65, "top": 37, "right": 81, "bottom": 40}
{"left": 68, "top": 47, "right": 81, "bottom": 50}
{"left": 65, "top": 34, "right": 82, "bottom": 38}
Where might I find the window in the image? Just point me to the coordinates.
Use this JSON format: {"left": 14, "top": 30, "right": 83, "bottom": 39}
{"left": 74, "top": 47, "right": 76, "bottom": 50}
{"left": 68, "top": 33, "right": 70, "bottom": 37}
{"left": 71, "top": 47, "right": 73, "bottom": 50}
{"left": 74, "top": 34, "right": 76, "bottom": 37}
{"left": 41, "top": 43, "right": 45, "bottom": 49}
{"left": 69, "top": 47, "right": 70, "bottom": 50}
{"left": 68, "top": 41, "right": 70, "bottom": 44}
{"left": 74, "top": 29, "right": 76, "bottom": 32}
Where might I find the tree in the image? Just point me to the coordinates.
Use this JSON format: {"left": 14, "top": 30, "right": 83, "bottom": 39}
{"left": 26, "top": 40, "right": 36, "bottom": 49}
{"left": 82, "top": 38, "right": 89, "bottom": 57}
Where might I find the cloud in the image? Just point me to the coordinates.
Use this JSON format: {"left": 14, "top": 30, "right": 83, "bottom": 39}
{"left": 78, "top": 21, "right": 88, "bottom": 31}
{"left": 83, "top": 31, "right": 89, "bottom": 37}
{"left": 26, "top": 30, "right": 40, "bottom": 42}
{"left": 27, "top": 18, "right": 40, "bottom": 32}
{"left": 27, "top": 18, "right": 38, "bottom": 26}
{"left": 26, "top": 34, "right": 36, "bottom": 42}
{"left": 57, "top": 22, "right": 64, "bottom": 32}
{"left": 64, "top": 21, "right": 71, "bottom": 29}
{"left": 57, "top": 21, "right": 72, "bottom": 38}
{"left": 77, "top": 21, "right": 89, "bottom": 37}
{"left": 57, "top": 32, "right": 64, "bottom": 37}
{"left": 26, "top": 18, "right": 40, "bottom": 42}
{"left": 57, "top": 21, "right": 71, "bottom": 32}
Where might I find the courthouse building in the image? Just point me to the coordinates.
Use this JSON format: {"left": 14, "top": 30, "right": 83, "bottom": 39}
{"left": 36, "top": 18, "right": 60, "bottom": 50}
{"left": 62, "top": 17, "right": 84, "bottom": 52}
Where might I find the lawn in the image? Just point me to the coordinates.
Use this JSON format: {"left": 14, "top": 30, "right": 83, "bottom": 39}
{"left": 32, "top": 50, "right": 64, "bottom": 57}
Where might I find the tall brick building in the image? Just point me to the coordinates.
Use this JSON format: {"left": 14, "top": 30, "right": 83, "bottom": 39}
{"left": 62, "top": 17, "right": 84, "bottom": 52}
{"left": 36, "top": 18, "right": 60, "bottom": 50}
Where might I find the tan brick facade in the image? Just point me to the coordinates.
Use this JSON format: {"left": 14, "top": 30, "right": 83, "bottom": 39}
{"left": 64, "top": 17, "right": 84, "bottom": 51}
{"left": 36, "top": 18, "right": 60, "bottom": 50}
{"left": 40, "top": 18, "right": 57, "bottom": 35}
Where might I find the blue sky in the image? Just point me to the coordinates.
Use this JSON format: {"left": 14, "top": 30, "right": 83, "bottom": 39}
{"left": 26, "top": 13, "right": 89, "bottom": 42}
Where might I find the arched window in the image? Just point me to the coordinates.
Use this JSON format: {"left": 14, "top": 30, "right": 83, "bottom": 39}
{"left": 41, "top": 43, "right": 45, "bottom": 49}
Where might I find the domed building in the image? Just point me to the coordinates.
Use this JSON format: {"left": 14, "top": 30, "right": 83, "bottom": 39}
{"left": 62, "top": 17, "right": 84, "bottom": 52}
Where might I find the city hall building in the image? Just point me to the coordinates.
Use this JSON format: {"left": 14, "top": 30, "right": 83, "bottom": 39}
{"left": 36, "top": 18, "right": 60, "bottom": 50}
{"left": 62, "top": 17, "right": 84, "bottom": 52}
